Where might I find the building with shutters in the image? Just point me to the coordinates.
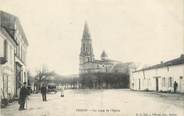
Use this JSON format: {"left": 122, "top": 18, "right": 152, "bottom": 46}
{"left": 0, "top": 11, "right": 29, "bottom": 101}
{"left": 130, "top": 55, "right": 184, "bottom": 93}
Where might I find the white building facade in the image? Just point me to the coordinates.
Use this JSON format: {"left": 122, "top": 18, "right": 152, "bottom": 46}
{"left": 130, "top": 55, "right": 184, "bottom": 93}
{"left": 14, "top": 19, "right": 29, "bottom": 97}
{"left": 0, "top": 11, "right": 29, "bottom": 100}
{"left": 0, "top": 23, "right": 17, "bottom": 100}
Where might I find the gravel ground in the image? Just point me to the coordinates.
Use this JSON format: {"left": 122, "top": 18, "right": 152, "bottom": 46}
{"left": 1, "top": 89, "right": 184, "bottom": 116}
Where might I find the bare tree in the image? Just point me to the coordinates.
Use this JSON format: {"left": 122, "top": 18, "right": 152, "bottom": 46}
{"left": 34, "top": 65, "right": 55, "bottom": 91}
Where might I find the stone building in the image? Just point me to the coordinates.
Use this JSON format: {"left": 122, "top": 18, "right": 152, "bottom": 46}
{"left": 13, "top": 16, "right": 29, "bottom": 97}
{"left": 79, "top": 22, "right": 133, "bottom": 74}
{"left": 130, "top": 55, "right": 184, "bottom": 93}
{"left": 0, "top": 11, "right": 28, "bottom": 101}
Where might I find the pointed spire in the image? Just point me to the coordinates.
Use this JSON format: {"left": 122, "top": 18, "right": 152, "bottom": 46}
{"left": 84, "top": 21, "right": 89, "bottom": 33}
{"left": 101, "top": 50, "right": 108, "bottom": 60}
{"left": 82, "top": 21, "right": 91, "bottom": 40}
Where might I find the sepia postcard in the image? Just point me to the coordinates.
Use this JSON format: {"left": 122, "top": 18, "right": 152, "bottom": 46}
{"left": 0, "top": 0, "right": 184, "bottom": 116}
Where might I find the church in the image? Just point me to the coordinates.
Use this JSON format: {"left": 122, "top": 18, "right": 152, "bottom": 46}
{"left": 79, "top": 22, "right": 133, "bottom": 74}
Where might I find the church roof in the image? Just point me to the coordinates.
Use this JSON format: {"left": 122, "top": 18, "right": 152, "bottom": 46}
{"left": 94, "top": 60, "right": 112, "bottom": 64}
{"left": 93, "top": 59, "right": 121, "bottom": 64}
{"left": 81, "top": 59, "right": 115, "bottom": 65}
{"left": 111, "top": 63, "right": 130, "bottom": 73}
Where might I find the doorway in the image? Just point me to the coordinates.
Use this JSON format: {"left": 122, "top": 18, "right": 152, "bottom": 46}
{"left": 3, "top": 74, "right": 8, "bottom": 98}
{"left": 179, "top": 76, "right": 183, "bottom": 92}
{"left": 139, "top": 79, "right": 141, "bottom": 90}
{"left": 156, "top": 78, "right": 159, "bottom": 91}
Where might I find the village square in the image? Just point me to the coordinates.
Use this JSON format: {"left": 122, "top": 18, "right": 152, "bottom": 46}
{"left": 0, "top": 0, "right": 184, "bottom": 116}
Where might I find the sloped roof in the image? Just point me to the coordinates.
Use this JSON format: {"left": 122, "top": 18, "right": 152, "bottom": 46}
{"left": 0, "top": 11, "right": 28, "bottom": 46}
{"left": 0, "top": 27, "right": 18, "bottom": 45}
{"left": 93, "top": 60, "right": 113, "bottom": 64}
{"left": 93, "top": 59, "right": 121, "bottom": 64}
{"left": 82, "top": 59, "right": 120, "bottom": 65}
{"left": 134, "top": 55, "right": 184, "bottom": 72}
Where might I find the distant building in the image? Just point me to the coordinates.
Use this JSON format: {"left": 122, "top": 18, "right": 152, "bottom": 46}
{"left": 79, "top": 22, "right": 133, "bottom": 74}
{"left": 0, "top": 11, "right": 29, "bottom": 100}
{"left": 130, "top": 55, "right": 184, "bottom": 93}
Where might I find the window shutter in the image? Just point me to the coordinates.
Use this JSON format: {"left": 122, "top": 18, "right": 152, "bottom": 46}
{"left": 4, "top": 40, "right": 8, "bottom": 60}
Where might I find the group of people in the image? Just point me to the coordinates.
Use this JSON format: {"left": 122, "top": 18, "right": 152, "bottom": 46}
{"left": 18, "top": 83, "right": 64, "bottom": 111}
{"left": 18, "top": 81, "right": 178, "bottom": 111}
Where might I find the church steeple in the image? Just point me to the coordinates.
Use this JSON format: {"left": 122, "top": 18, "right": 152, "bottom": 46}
{"left": 82, "top": 21, "right": 90, "bottom": 40}
{"left": 80, "top": 21, "right": 94, "bottom": 64}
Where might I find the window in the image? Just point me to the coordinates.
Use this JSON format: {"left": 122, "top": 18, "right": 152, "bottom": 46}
{"left": 162, "top": 77, "right": 166, "bottom": 87}
{"left": 24, "top": 72, "right": 26, "bottom": 81}
{"left": 167, "top": 67, "right": 169, "bottom": 72}
{"left": 83, "top": 44, "right": 85, "bottom": 51}
{"left": 16, "top": 44, "right": 21, "bottom": 58}
{"left": 3, "top": 74, "right": 8, "bottom": 95}
{"left": 10, "top": 46, "right": 13, "bottom": 64}
{"left": 16, "top": 40, "right": 21, "bottom": 58}
{"left": 4, "top": 40, "right": 8, "bottom": 60}
{"left": 23, "top": 50, "right": 26, "bottom": 63}
{"left": 168, "top": 77, "right": 173, "bottom": 87}
{"left": 20, "top": 45, "right": 22, "bottom": 59}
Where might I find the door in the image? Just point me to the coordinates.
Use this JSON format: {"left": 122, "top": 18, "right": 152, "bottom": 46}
{"left": 179, "top": 76, "right": 183, "bottom": 92}
{"left": 156, "top": 78, "right": 159, "bottom": 91}
{"left": 3, "top": 74, "right": 8, "bottom": 98}
{"left": 139, "top": 79, "right": 141, "bottom": 90}
{"left": 15, "top": 63, "right": 22, "bottom": 96}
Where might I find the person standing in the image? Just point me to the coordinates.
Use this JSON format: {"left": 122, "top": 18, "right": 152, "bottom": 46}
{"left": 60, "top": 86, "right": 64, "bottom": 97}
{"left": 18, "top": 82, "right": 29, "bottom": 111}
{"left": 174, "top": 81, "right": 178, "bottom": 93}
{"left": 41, "top": 84, "right": 47, "bottom": 101}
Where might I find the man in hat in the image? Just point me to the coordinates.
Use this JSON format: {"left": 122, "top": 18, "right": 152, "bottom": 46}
{"left": 18, "top": 82, "right": 29, "bottom": 110}
{"left": 41, "top": 83, "right": 47, "bottom": 101}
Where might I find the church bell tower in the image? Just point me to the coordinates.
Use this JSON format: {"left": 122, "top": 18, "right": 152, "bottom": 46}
{"left": 80, "top": 22, "right": 94, "bottom": 65}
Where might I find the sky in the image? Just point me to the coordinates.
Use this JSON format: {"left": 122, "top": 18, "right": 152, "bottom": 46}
{"left": 0, "top": 0, "right": 183, "bottom": 75}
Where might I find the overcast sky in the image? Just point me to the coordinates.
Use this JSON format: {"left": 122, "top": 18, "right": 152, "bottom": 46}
{"left": 0, "top": 0, "right": 183, "bottom": 75}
